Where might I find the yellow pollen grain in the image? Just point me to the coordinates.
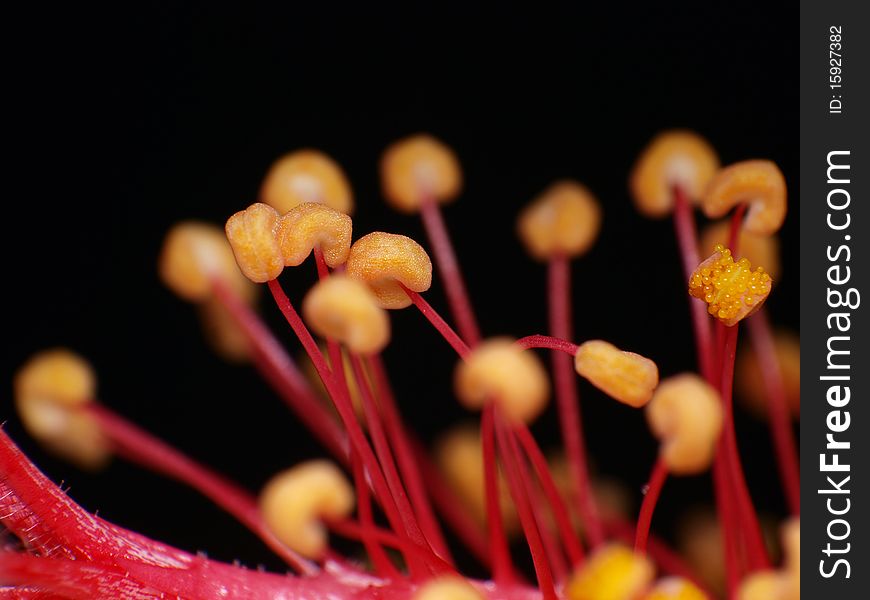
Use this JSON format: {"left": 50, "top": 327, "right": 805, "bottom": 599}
{"left": 688, "top": 244, "right": 772, "bottom": 326}
{"left": 566, "top": 543, "right": 655, "bottom": 600}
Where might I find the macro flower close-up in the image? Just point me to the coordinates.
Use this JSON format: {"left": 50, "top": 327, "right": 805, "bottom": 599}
{"left": 3, "top": 4, "right": 801, "bottom": 599}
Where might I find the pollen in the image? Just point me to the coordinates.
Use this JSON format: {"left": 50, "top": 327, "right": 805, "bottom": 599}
{"left": 646, "top": 374, "right": 723, "bottom": 475}
{"left": 454, "top": 338, "right": 550, "bottom": 424}
{"left": 380, "top": 134, "right": 462, "bottom": 213}
{"left": 276, "top": 202, "right": 353, "bottom": 268}
{"left": 159, "top": 222, "right": 253, "bottom": 302}
{"left": 702, "top": 160, "right": 787, "bottom": 235}
{"left": 412, "top": 576, "right": 485, "bottom": 600}
{"left": 574, "top": 340, "right": 659, "bottom": 408}
{"left": 565, "top": 543, "right": 655, "bottom": 600}
{"left": 259, "top": 460, "right": 355, "bottom": 560}
{"left": 302, "top": 275, "right": 391, "bottom": 355}
{"left": 225, "top": 203, "right": 285, "bottom": 283}
{"left": 14, "top": 349, "right": 110, "bottom": 470}
{"left": 259, "top": 149, "right": 354, "bottom": 215}
{"left": 641, "top": 577, "right": 708, "bottom": 600}
{"left": 699, "top": 219, "right": 781, "bottom": 281}
{"left": 345, "top": 232, "right": 433, "bottom": 309}
{"left": 630, "top": 130, "right": 720, "bottom": 218}
{"left": 517, "top": 180, "right": 602, "bottom": 261}
{"left": 688, "top": 244, "right": 772, "bottom": 326}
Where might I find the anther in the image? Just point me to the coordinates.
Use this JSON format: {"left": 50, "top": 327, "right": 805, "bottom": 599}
{"left": 646, "top": 374, "right": 723, "bottom": 475}
{"left": 565, "top": 543, "right": 655, "bottom": 600}
{"left": 276, "top": 202, "right": 353, "bottom": 268}
{"left": 159, "top": 222, "right": 253, "bottom": 302}
{"left": 345, "top": 232, "right": 433, "bottom": 309}
{"left": 517, "top": 180, "right": 602, "bottom": 260}
{"left": 381, "top": 134, "right": 462, "bottom": 213}
{"left": 225, "top": 203, "right": 285, "bottom": 283}
{"left": 259, "top": 460, "right": 355, "bottom": 559}
{"left": 688, "top": 244, "right": 772, "bottom": 326}
{"left": 302, "top": 275, "right": 391, "bottom": 355}
{"left": 574, "top": 340, "right": 659, "bottom": 408}
{"left": 14, "top": 349, "right": 110, "bottom": 469}
{"left": 630, "top": 130, "right": 719, "bottom": 217}
{"left": 454, "top": 339, "right": 550, "bottom": 424}
{"left": 412, "top": 575, "right": 485, "bottom": 600}
{"left": 702, "top": 160, "right": 787, "bottom": 235}
{"left": 260, "top": 149, "right": 353, "bottom": 215}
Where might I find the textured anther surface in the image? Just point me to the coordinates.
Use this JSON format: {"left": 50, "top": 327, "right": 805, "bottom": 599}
{"left": 302, "top": 275, "right": 391, "bottom": 355}
{"left": 517, "top": 180, "right": 602, "bottom": 260}
{"left": 574, "top": 340, "right": 659, "bottom": 408}
{"left": 225, "top": 203, "right": 285, "bottom": 283}
{"left": 699, "top": 219, "right": 781, "bottom": 281}
{"left": 630, "top": 130, "right": 720, "bottom": 218}
{"left": 345, "top": 232, "right": 433, "bottom": 309}
{"left": 259, "top": 460, "right": 355, "bottom": 559}
{"left": 646, "top": 374, "right": 723, "bottom": 475}
{"left": 454, "top": 338, "right": 550, "bottom": 424}
{"left": 277, "top": 202, "right": 353, "bottom": 268}
{"left": 702, "top": 159, "right": 787, "bottom": 235}
{"left": 381, "top": 134, "right": 462, "bottom": 213}
{"left": 260, "top": 149, "right": 354, "bottom": 215}
{"left": 688, "top": 245, "right": 772, "bottom": 326}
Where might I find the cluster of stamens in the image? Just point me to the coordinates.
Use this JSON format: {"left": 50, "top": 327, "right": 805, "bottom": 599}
{"left": 688, "top": 244, "right": 772, "bottom": 326}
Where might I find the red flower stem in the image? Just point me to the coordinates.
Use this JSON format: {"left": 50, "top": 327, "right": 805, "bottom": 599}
{"left": 84, "top": 404, "right": 314, "bottom": 574}
{"left": 515, "top": 334, "right": 579, "bottom": 355}
{"left": 481, "top": 404, "right": 516, "bottom": 584}
{"left": 211, "top": 278, "right": 346, "bottom": 459}
{"left": 328, "top": 519, "right": 454, "bottom": 574}
{"left": 672, "top": 184, "right": 714, "bottom": 380}
{"left": 419, "top": 197, "right": 482, "bottom": 346}
{"left": 267, "top": 279, "right": 426, "bottom": 573}
{"left": 350, "top": 453, "right": 400, "bottom": 578}
{"left": 604, "top": 518, "right": 713, "bottom": 598}
{"left": 719, "top": 325, "right": 770, "bottom": 570}
{"left": 493, "top": 411, "right": 558, "bottom": 600}
{"left": 633, "top": 457, "right": 668, "bottom": 554}
{"left": 527, "top": 477, "right": 570, "bottom": 584}
{"left": 547, "top": 255, "right": 603, "bottom": 548}
{"left": 349, "top": 353, "right": 444, "bottom": 577}
{"left": 368, "top": 354, "right": 454, "bottom": 563}
{"left": 713, "top": 456, "right": 742, "bottom": 594}
{"left": 411, "top": 438, "right": 492, "bottom": 567}
{"left": 514, "top": 424, "right": 585, "bottom": 567}
{"left": 402, "top": 286, "right": 472, "bottom": 358}
{"left": 728, "top": 204, "right": 747, "bottom": 253}
{"left": 747, "top": 310, "right": 800, "bottom": 515}
{"left": 313, "top": 247, "right": 331, "bottom": 279}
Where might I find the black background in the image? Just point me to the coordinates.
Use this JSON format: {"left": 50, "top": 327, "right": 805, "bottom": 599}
{"left": 4, "top": 2, "right": 797, "bottom": 575}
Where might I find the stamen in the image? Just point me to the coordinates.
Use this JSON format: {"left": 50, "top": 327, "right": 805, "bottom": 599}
{"left": 633, "top": 457, "right": 668, "bottom": 554}
{"left": 260, "top": 149, "right": 354, "bottom": 215}
{"left": 702, "top": 160, "right": 787, "bottom": 235}
{"left": 403, "top": 286, "right": 472, "bottom": 358}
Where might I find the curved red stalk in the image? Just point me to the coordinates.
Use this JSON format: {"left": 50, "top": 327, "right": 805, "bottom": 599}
{"left": 493, "top": 412, "right": 557, "bottom": 600}
{"left": 547, "top": 255, "right": 604, "bottom": 548}
{"left": 727, "top": 204, "right": 747, "bottom": 252}
{"left": 514, "top": 424, "right": 585, "bottom": 567}
{"left": 349, "top": 452, "right": 400, "bottom": 578}
{"left": 419, "top": 197, "right": 481, "bottom": 346}
{"left": 348, "top": 353, "right": 445, "bottom": 577}
{"left": 712, "top": 457, "right": 742, "bottom": 594}
{"left": 672, "top": 184, "right": 714, "bottom": 380}
{"left": 267, "top": 279, "right": 431, "bottom": 575}
{"left": 633, "top": 457, "right": 668, "bottom": 554}
{"left": 211, "top": 278, "right": 347, "bottom": 459}
{"left": 482, "top": 404, "right": 517, "bottom": 584}
{"left": 718, "top": 325, "right": 770, "bottom": 571}
{"left": 525, "top": 475, "right": 569, "bottom": 584}
{"left": 85, "top": 404, "right": 314, "bottom": 573}
{"left": 403, "top": 287, "right": 472, "bottom": 358}
{"left": 747, "top": 310, "right": 800, "bottom": 515}
{"left": 367, "top": 355, "right": 454, "bottom": 563}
